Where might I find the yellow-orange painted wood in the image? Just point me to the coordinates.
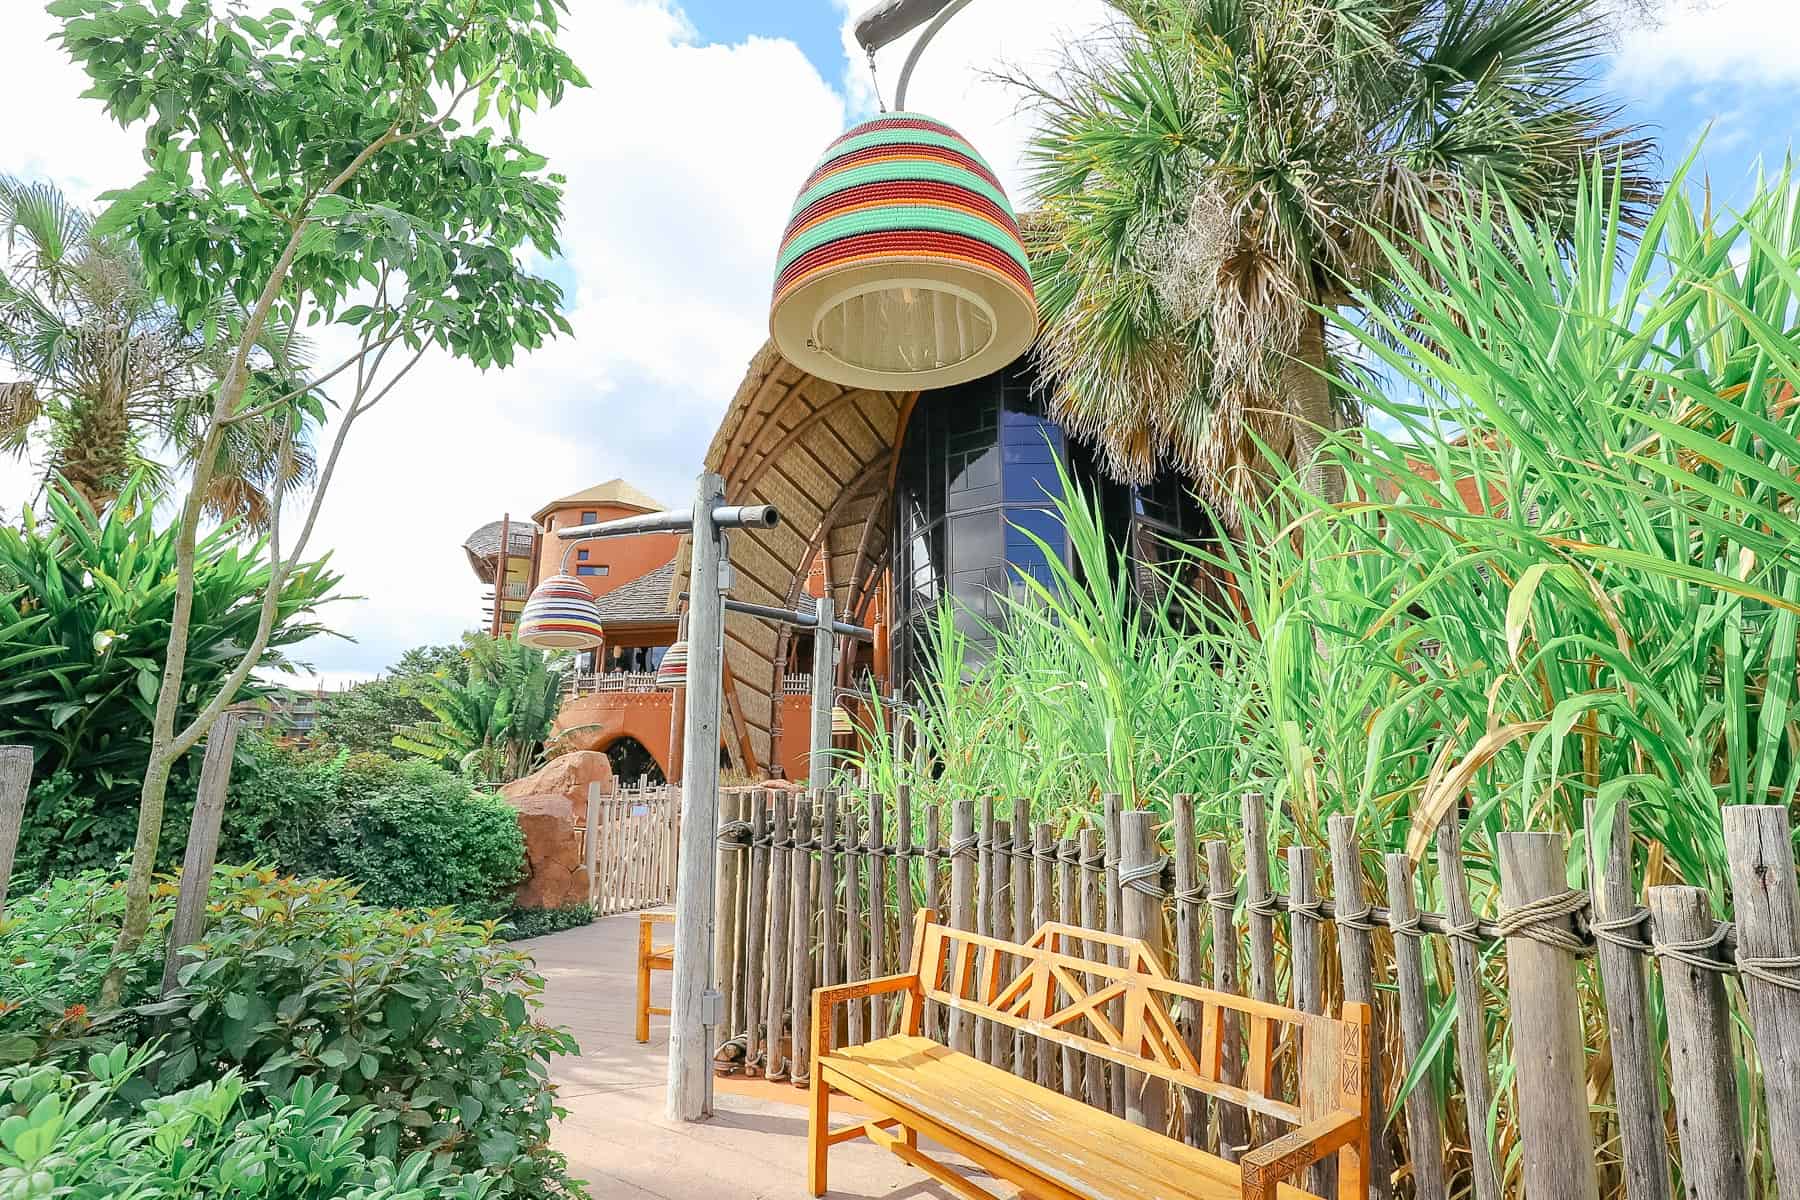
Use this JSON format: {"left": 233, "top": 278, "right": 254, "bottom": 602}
{"left": 806, "top": 911, "right": 1371, "bottom": 1200}
{"left": 635, "top": 910, "right": 675, "bottom": 1044}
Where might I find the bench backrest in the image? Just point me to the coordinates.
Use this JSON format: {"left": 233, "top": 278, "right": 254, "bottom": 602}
{"left": 909, "top": 913, "right": 1369, "bottom": 1131}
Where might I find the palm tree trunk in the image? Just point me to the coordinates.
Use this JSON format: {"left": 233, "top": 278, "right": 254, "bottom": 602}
{"left": 1284, "top": 308, "right": 1341, "bottom": 502}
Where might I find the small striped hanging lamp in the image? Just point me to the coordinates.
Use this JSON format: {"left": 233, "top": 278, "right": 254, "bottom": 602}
{"left": 770, "top": 111, "right": 1036, "bottom": 391}
{"left": 654, "top": 640, "right": 689, "bottom": 690}
{"left": 830, "top": 704, "right": 854, "bottom": 737}
{"left": 516, "top": 574, "right": 606, "bottom": 651}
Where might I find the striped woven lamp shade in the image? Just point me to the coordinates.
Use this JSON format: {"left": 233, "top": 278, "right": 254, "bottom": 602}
{"left": 654, "top": 640, "right": 689, "bottom": 690}
{"left": 771, "top": 111, "right": 1036, "bottom": 391}
{"left": 830, "top": 704, "right": 854, "bottom": 737}
{"left": 516, "top": 575, "right": 606, "bottom": 651}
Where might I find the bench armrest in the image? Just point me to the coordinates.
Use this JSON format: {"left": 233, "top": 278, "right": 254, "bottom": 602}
{"left": 1239, "top": 1111, "right": 1361, "bottom": 1200}
{"left": 811, "top": 974, "right": 922, "bottom": 1059}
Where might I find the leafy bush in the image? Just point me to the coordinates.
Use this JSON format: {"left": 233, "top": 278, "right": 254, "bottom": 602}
{"left": 230, "top": 742, "right": 526, "bottom": 919}
{"left": 0, "top": 868, "right": 584, "bottom": 1199}
{"left": 499, "top": 905, "right": 594, "bottom": 942}
{"left": 0, "top": 480, "right": 340, "bottom": 883}
{"left": 312, "top": 643, "right": 465, "bottom": 756}
{"left": 0, "top": 1045, "right": 491, "bottom": 1200}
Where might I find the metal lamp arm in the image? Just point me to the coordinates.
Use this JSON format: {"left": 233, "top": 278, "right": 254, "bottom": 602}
{"left": 855, "top": 0, "right": 978, "bottom": 111}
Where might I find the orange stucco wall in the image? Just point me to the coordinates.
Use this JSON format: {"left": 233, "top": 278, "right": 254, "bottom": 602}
{"left": 535, "top": 501, "right": 679, "bottom": 599}
{"left": 553, "top": 690, "right": 677, "bottom": 778}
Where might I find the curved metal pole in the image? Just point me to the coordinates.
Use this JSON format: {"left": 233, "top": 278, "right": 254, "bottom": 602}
{"left": 894, "top": 0, "right": 976, "bottom": 110}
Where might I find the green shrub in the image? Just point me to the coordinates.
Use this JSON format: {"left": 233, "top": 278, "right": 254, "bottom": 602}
{"left": 227, "top": 741, "right": 526, "bottom": 919}
{"left": 498, "top": 905, "right": 595, "bottom": 942}
{"left": 0, "top": 480, "right": 340, "bottom": 885}
{"left": 0, "top": 1044, "right": 492, "bottom": 1199}
{"left": 0, "top": 868, "right": 584, "bottom": 1199}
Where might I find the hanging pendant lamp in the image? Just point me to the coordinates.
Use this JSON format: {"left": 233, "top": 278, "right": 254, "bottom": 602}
{"left": 654, "top": 640, "right": 689, "bottom": 689}
{"left": 517, "top": 574, "right": 606, "bottom": 651}
{"left": 770, "top": 111, "right": 1036, "bottom": 391}
{"left": 830, "top": 704, "right": 854, "bottom": 737}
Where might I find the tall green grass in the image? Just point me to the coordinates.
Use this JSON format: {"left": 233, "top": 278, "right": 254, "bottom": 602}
{"left": 839, "top": 153, "right": 1800, "bottom": 1194}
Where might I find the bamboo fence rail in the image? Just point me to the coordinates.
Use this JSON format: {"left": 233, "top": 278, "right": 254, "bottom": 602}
{"left": 709, "top": 785, "right": 1800, "bottom": 1200}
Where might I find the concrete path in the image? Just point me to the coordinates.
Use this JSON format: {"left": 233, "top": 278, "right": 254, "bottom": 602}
{"left": 529, "top": 911, "right": 996, "bottom": 1199}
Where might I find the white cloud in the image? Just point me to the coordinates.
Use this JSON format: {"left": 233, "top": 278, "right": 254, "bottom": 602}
{"left": 2, "top": 0, "right": 1125, "bottom": 685}
{"left": 1612, "top": 0, "right": 1800, "bottom": 87}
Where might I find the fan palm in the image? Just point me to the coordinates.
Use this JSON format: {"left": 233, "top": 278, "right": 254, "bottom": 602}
{"left": 392, "top": 633, "right": 568, "bottom": 784}
{"left": 1018, "top": 0, "right": 1658, "bottom": 509}
{"left": 0, "top": 177, "right": 319, "bottom": 526}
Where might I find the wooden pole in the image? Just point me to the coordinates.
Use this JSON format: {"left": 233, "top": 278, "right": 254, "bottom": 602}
{"left": 0, "top": 746, "right": 30, "bottom": 917}
{"left": 667, "top": 472, "right": 726, "bottom": 1122}
{"left": 714, "top": 789, "right": 744, "bottom": 1058}
{"left": 1055, "top": 831, "right": 1080, "bottom": 1099}
{"left": 1172, "top": 796, "right": 1205, "bottom": 1147}
{"left": 1205, "top": 839, "right": 1247, "bottom": 1160}
{"left": 809, "top": 594, "right": 836, "bottom": 788}
{"left": 1032, "top": 821, "right": 1056, "bottom": 1091}
{"left": 764, "top": 796, "right": 792, "bottom": 1082}
{"left": 1080, "top": 827, "right": 1107, "bottom": 1112}
{"left": 1382, "top": 853, "right": 1447, "bottom": 1200}
{"left": 789, "top": 796, "right": 814, "bottom": 1087}
{"left": 866, "top": 789, "right": 888, "bottom": 1036}
{"left": 584, "top": 781, "right": 603, "bottom": 906}
{"left": 819, "top": 789, "right": 841, "bottom": 1044}
{"left": 493, "top": 511, "right": 510, "bottom": 637}
{"left": 947, "top": 799, "right": 977, "bottom": 1055}
{"left": 1649, "top": 885, "right": 1747, "bottom": 1200}
{"left": 1497, "top": 831, "right": 1599, "bottom": 1200}
{"left": 1119, "top": 809, "right": 1166, "bottom": 1132}
{"left": 161, "top": 713, "right": 243, "bottom": 997}
{"left": 1327, "top": 815, "right": 1391, "bottom": 1200}
{"left": 743, "top": 790, "right": 771, "bottom": 1073}
{"left": 1009, "top": 799, "right": 1030, "bottom": 1076}
{"left": 897, "top": 784, "right": 916, "bottom": 970}
{"left": 1103, "top": 793, "right": 1126, "bottom": 1119}
{"left": 1583, "top": 794, "right": 1670, "bottom": 1200}
{"left": 1724, "top": 805, "right": 1800, "bottom": 1200}
{"left": 1287, "top": 844, "right": 1332, "bottom": 1200}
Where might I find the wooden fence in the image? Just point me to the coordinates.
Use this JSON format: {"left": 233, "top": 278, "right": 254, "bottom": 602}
{"left": 582, "top": 781, "right": 678, "bottom": 916}
{"left": 709, "top": 785, "right": 1800, "bottom": 1200}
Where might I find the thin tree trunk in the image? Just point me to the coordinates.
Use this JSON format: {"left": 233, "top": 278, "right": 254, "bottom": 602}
{"left": 1285, "top": 307, "right": 1341, "bottom": 502}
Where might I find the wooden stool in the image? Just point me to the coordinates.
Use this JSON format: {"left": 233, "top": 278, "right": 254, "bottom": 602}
{"left": 635, "top": 910, "right": 675, "bottom": 1044}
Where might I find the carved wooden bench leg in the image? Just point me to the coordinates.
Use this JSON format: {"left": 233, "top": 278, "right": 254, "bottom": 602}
{"left": 808, "top": 1071, "right": 830, "bottom": 1196}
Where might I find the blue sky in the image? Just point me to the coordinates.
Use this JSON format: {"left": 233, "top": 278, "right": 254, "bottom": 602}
{"left": 0, "top": 0, "right": 1796, "bottom": 686}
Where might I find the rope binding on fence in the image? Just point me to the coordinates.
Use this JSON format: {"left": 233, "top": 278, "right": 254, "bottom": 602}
{"left": 1121, "top": 856, "right": 1169, "bottom": 898}
{"left": 1494, "top": 889, "right": 1591, "bottom": 955}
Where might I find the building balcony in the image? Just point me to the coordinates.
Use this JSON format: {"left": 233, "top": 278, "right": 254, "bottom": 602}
{"left": 565, "top": 670, "right": 660, "bottom": 700}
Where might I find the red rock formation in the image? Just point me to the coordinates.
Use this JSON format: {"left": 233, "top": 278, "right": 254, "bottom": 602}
{"left": 500, "top": 751, "right": 616, "bottom": 909}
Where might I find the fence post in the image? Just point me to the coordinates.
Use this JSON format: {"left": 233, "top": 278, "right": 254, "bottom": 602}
{"left": 1649, "top": 885, "right": 1747, "bottom": 1200}
{"left": 867, "top": 790, "right": 888, "bottom": 1035}
{"left": 1056, "top": 833, "right": 1082, "bottom": 1100}
{"left": 947, "top": 799, "right": 977, "bottom": 1055}
{"left": 1383, "top": 853, "right": 1447, "bottom": 1200}
{"left": 744, "top": 790, "right": 771, "bottom": 1073}
{"left": 1172, "top": 795, "right": 1206, "bottom": 1147}
{"left": 818, "top": 790, "right": 841, "bottom": 1044}
{"left": 1032, "top": 821, "right": 1056, "bottom": 1090}
{"left": 897, "top": 784, "right": 916, "bottom": 970}
{"left": 1286, "top": 843, "right": 1332, "bottom": 1200}
{"left": 1204, "top": 839, "right": 1247, "bottom": 1160}
{"left": 1724, "top": 805, "right": 1800, "bottom": 1199}
{"left": 977, "top": 797, "right": 999, "bottom": 1066}
{"left": 1080, "top": 827, "right": 1108, "bottom": 1112}
{"left": 1583, "top": 793, "right": 1671, "bottom": 1200}
{"left": 0, "top": 747, "right": 30, "bottom": 917}
{"left": 1103, "top": 793, "right": 1126, "bottom": 1119}
{"left": 713, "top": 790, "right": 744, "bottom": 1048}
{"left": 1433, "top": 816, "right": 1502, "bottom": 1200}
{"left": 583, "top": 782, "right": 602, "bottom": 906}
{"left": 1119, "top": 808, "right": 1167, "bottom": 1132}
{"left": 1496, "top": 831, "right": 1599, "bottom": 1200}
{"left": 844, "top": 807, "right": 866, "bottom": 1044}
{"left": 764, "top": 795, "right": 792, "bottom": 1081}
{"left": 1328, "top": 815, "right": 1391, "bottom": 1200}
{"left": 1009, "top": 799, "right": 1031, "bottom": 1076}
{"left": 161, "top": 713, "right": 242, "bottom": 997}
{"left": 789, "top": 795, "right": 814, "bottom": 1087}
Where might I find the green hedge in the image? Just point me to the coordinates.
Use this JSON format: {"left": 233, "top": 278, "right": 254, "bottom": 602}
{"left": 230, "top": 741, "right": 527, "bottom": 919}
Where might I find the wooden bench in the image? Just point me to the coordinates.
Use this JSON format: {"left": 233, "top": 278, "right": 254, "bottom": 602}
{"left": 808, "top": 910, "right": 1371, "bottom": 1200}
{"left": 635, "top": 910, "right": 674, "bottom": 1044}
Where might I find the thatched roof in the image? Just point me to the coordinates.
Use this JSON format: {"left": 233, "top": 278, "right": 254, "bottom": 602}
{"left": 462, "top": 519, "right": 537, "bottom": 582}
{"left": 673, "top": 339, "right": 913, "bottom": 770}
{"left": 595, "top": 562, "right": 678, "bottom": 628}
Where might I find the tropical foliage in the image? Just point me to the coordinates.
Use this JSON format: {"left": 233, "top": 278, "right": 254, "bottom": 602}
{"left": 393, "top": 635, "right": 567, "bottom": 784}
{"left": 0, "top": 176, "right": 323, "bottom": 526}
{"left": 846, "top": 158, "right": 1800, "bottom": 1195}
{"left": 312, "top": 642, "right": 465, "bottom": 755}
{"left": 0, "top": 478, "right": 339, "bottom": 882}
{"left": 1018, "top": 0, "right": 1656, "bottom": 507}
{"left": 46, "top": 0, "right": 584, "bottom": 971}
{"left": 0, "top": 867, "right": 584, "bottom": 1198}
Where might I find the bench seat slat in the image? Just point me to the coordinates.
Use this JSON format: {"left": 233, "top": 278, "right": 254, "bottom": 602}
{"left": 824, "top": 1036, "right": 1323, "bottom": 1200}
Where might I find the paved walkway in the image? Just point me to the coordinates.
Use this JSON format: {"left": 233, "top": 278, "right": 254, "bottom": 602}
{"left": 530, "top": 911, "right": 990, "bottom": 1199}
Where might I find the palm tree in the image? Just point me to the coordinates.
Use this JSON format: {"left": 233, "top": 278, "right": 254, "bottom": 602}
{"left": 392, "top": 633, "right": 568, "bottom": 784}
{"left": 0, "top": 177, "right": 317, "bottom": 525}
{"left": 1017, "top": 0, "right": 1657, "bottom": 508}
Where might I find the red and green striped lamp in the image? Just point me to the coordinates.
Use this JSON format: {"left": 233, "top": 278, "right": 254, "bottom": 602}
{"left": 654, "top": 640, "right": 689, "bottom": 689}
{"left": 517, "top": 574, "right": 606, "bottom": 651}
{"left": 770, "top": 111, "right": 1035, "bottom": 391}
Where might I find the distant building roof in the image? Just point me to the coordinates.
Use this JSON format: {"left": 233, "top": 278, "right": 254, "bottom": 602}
{"left": 533, "top": 478, "right": 664, "bottom": 523}
{"left": 462, "top": 519, "right": 538, "bottom": 581}
{"left": 595, "top": 561, "right": 678, "bottom": 628}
